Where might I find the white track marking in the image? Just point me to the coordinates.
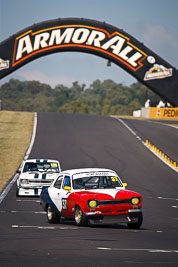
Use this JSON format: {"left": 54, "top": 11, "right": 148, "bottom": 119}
{"left": 0, "top": 173, "right": 18, "bottom": 204}
{"left": 11, "top": 225, "right": 78, "bottom": 230}
{"left": 157, "top": 196, "right": 178, "bottom": 201}
{"left": 116, "top": 118, "right": 138, "bottom": 137}
{"left": 96, "top": 247, "right": 178, "bottom": 253}
{"left": 16, "top": 199, "right": 40, "bottom": 202}
{"left": 23, "top": 112, "right": 37, "bottom": 161}
{"left": 115, "top": 118, "right": 178, "bottom": 173}
{"left": 150, "top": 120, "right": 178, "bottom": 130}
{"left": 0, "top": 210, "right": 46, "bottom": 214}
{"left": 10, "top": 224, "right": 163, "bottom": 232}
{"left": 12, "top": 225, "right": 56, "bottom": 230}
{"left": 0, "top": 112, "right": 37, "bottom": 205}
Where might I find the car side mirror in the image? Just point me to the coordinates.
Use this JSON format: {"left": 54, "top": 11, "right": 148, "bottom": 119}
{"left": 123, "top": 183, "right": 127, "bottom": 188}
{"left": 64, "top": 186, "right": 71, "bottom": 192}
{"left": 16, "top": 169, "right": 21, "bottom": 174}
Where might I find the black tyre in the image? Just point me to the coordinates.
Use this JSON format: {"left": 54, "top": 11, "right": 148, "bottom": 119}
{"left": 127, "top": 213, "right": 143, "bottom": 229}
{"left": 74, "top": 206, "right": 87, "bottom": 226}
{"left": 16, "top": 186, "right": 19, "bottom": 197}
{"left": 47, "top": 205, "right": 61, "bottom": 224}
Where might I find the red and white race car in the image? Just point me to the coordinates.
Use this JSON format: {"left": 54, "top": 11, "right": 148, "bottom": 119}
{"left": 40, "top": 168, "right": 143, "bottom": 228}
{"left": 16, "top": 159, "right": 61, "bottom": 196}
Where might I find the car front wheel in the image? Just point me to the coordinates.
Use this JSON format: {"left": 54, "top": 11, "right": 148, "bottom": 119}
{"left": 127, "top": 213, "right": 143, "bottom": 229}
{"left": 16, "top": 186, "right": 19, "bottom": 197}
{"left": 75, "top": 206, "right": 87, "bottom": 226}
{"left": 47, "top": 205, "right": 61, "bottom": 224}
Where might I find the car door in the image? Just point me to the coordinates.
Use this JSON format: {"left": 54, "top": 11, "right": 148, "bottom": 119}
{"left": 51, "top": 175, "right": 72, "bottom": 216}
{"left": 49, "top": 175, "right": 64, "bottom": 212}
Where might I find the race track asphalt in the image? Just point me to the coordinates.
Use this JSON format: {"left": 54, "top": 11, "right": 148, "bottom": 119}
{"left": 0, "top": 113, "right": 178, "bottom": 267}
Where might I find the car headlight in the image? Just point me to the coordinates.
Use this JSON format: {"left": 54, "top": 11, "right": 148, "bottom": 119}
{"left": 88, "top": 200, "right": 98, "bottom": 208}
{"left": 20, "top": 179, "right": 28, "bottom": 184}
{"left": 131, "top": 197, "right": 140, "bottom": 205}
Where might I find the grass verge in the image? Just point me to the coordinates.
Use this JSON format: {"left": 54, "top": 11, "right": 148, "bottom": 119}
{"left": 0, "top": 111, "right": 34, "bottom": 193}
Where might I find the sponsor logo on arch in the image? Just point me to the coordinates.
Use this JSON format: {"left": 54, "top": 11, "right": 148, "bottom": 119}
{"left": 0, "top": 58, "right": 9, "bottom": 70}
{"left": 144, "top": 64, "right": 172, "bottom": 81}
{"left": 12, "top": 25, "right": 147, "bottom": 71}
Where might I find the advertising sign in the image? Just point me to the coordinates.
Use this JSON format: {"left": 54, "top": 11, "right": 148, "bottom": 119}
{"left": 149, "top": 107, "right": 178, "bottom": 119}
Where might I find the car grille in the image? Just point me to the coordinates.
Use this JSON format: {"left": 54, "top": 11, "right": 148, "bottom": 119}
{"left": 28, "top": 179, "right": 53, "bottom": 184}
{"left": 98, "top": 199, "right": 131, "bottom": 206}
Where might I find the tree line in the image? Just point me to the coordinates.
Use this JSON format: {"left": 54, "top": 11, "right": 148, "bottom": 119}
{"left": 0, "top": 79, "right": 160, "bottom": 115}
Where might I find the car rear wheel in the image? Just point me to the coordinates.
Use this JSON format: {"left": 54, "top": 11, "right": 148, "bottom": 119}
{"left": 75, "top": 206, "right": 87, "bottom": 226}
{"left": 127, "top": 213, "right": 143, "bottom": 229}
{"left": 47, "top": 205, "right": 61, "bottom": 224}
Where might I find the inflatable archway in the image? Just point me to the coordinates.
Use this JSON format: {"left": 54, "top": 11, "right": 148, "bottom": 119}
{"left": 0, "top": 18, "right": 178, "bottom": 106}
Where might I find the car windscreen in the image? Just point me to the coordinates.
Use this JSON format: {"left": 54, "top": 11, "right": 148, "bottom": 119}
{"left": 73, "top": 175, "right": 123, "bottom": 190}
{"left": 23, "top": 162, "right": 60, "bottom": 173}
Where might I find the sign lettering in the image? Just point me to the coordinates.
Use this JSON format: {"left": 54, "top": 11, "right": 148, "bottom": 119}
{"left": 13, "top": 25, "right": 147, "bottom": 71}
{"left": 149, "top": 107, "right": 178, "bottom": 119}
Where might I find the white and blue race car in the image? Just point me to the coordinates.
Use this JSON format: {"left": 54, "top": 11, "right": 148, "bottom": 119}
{"left": 16, "top": 159, "right": 61, "bottom": 196}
